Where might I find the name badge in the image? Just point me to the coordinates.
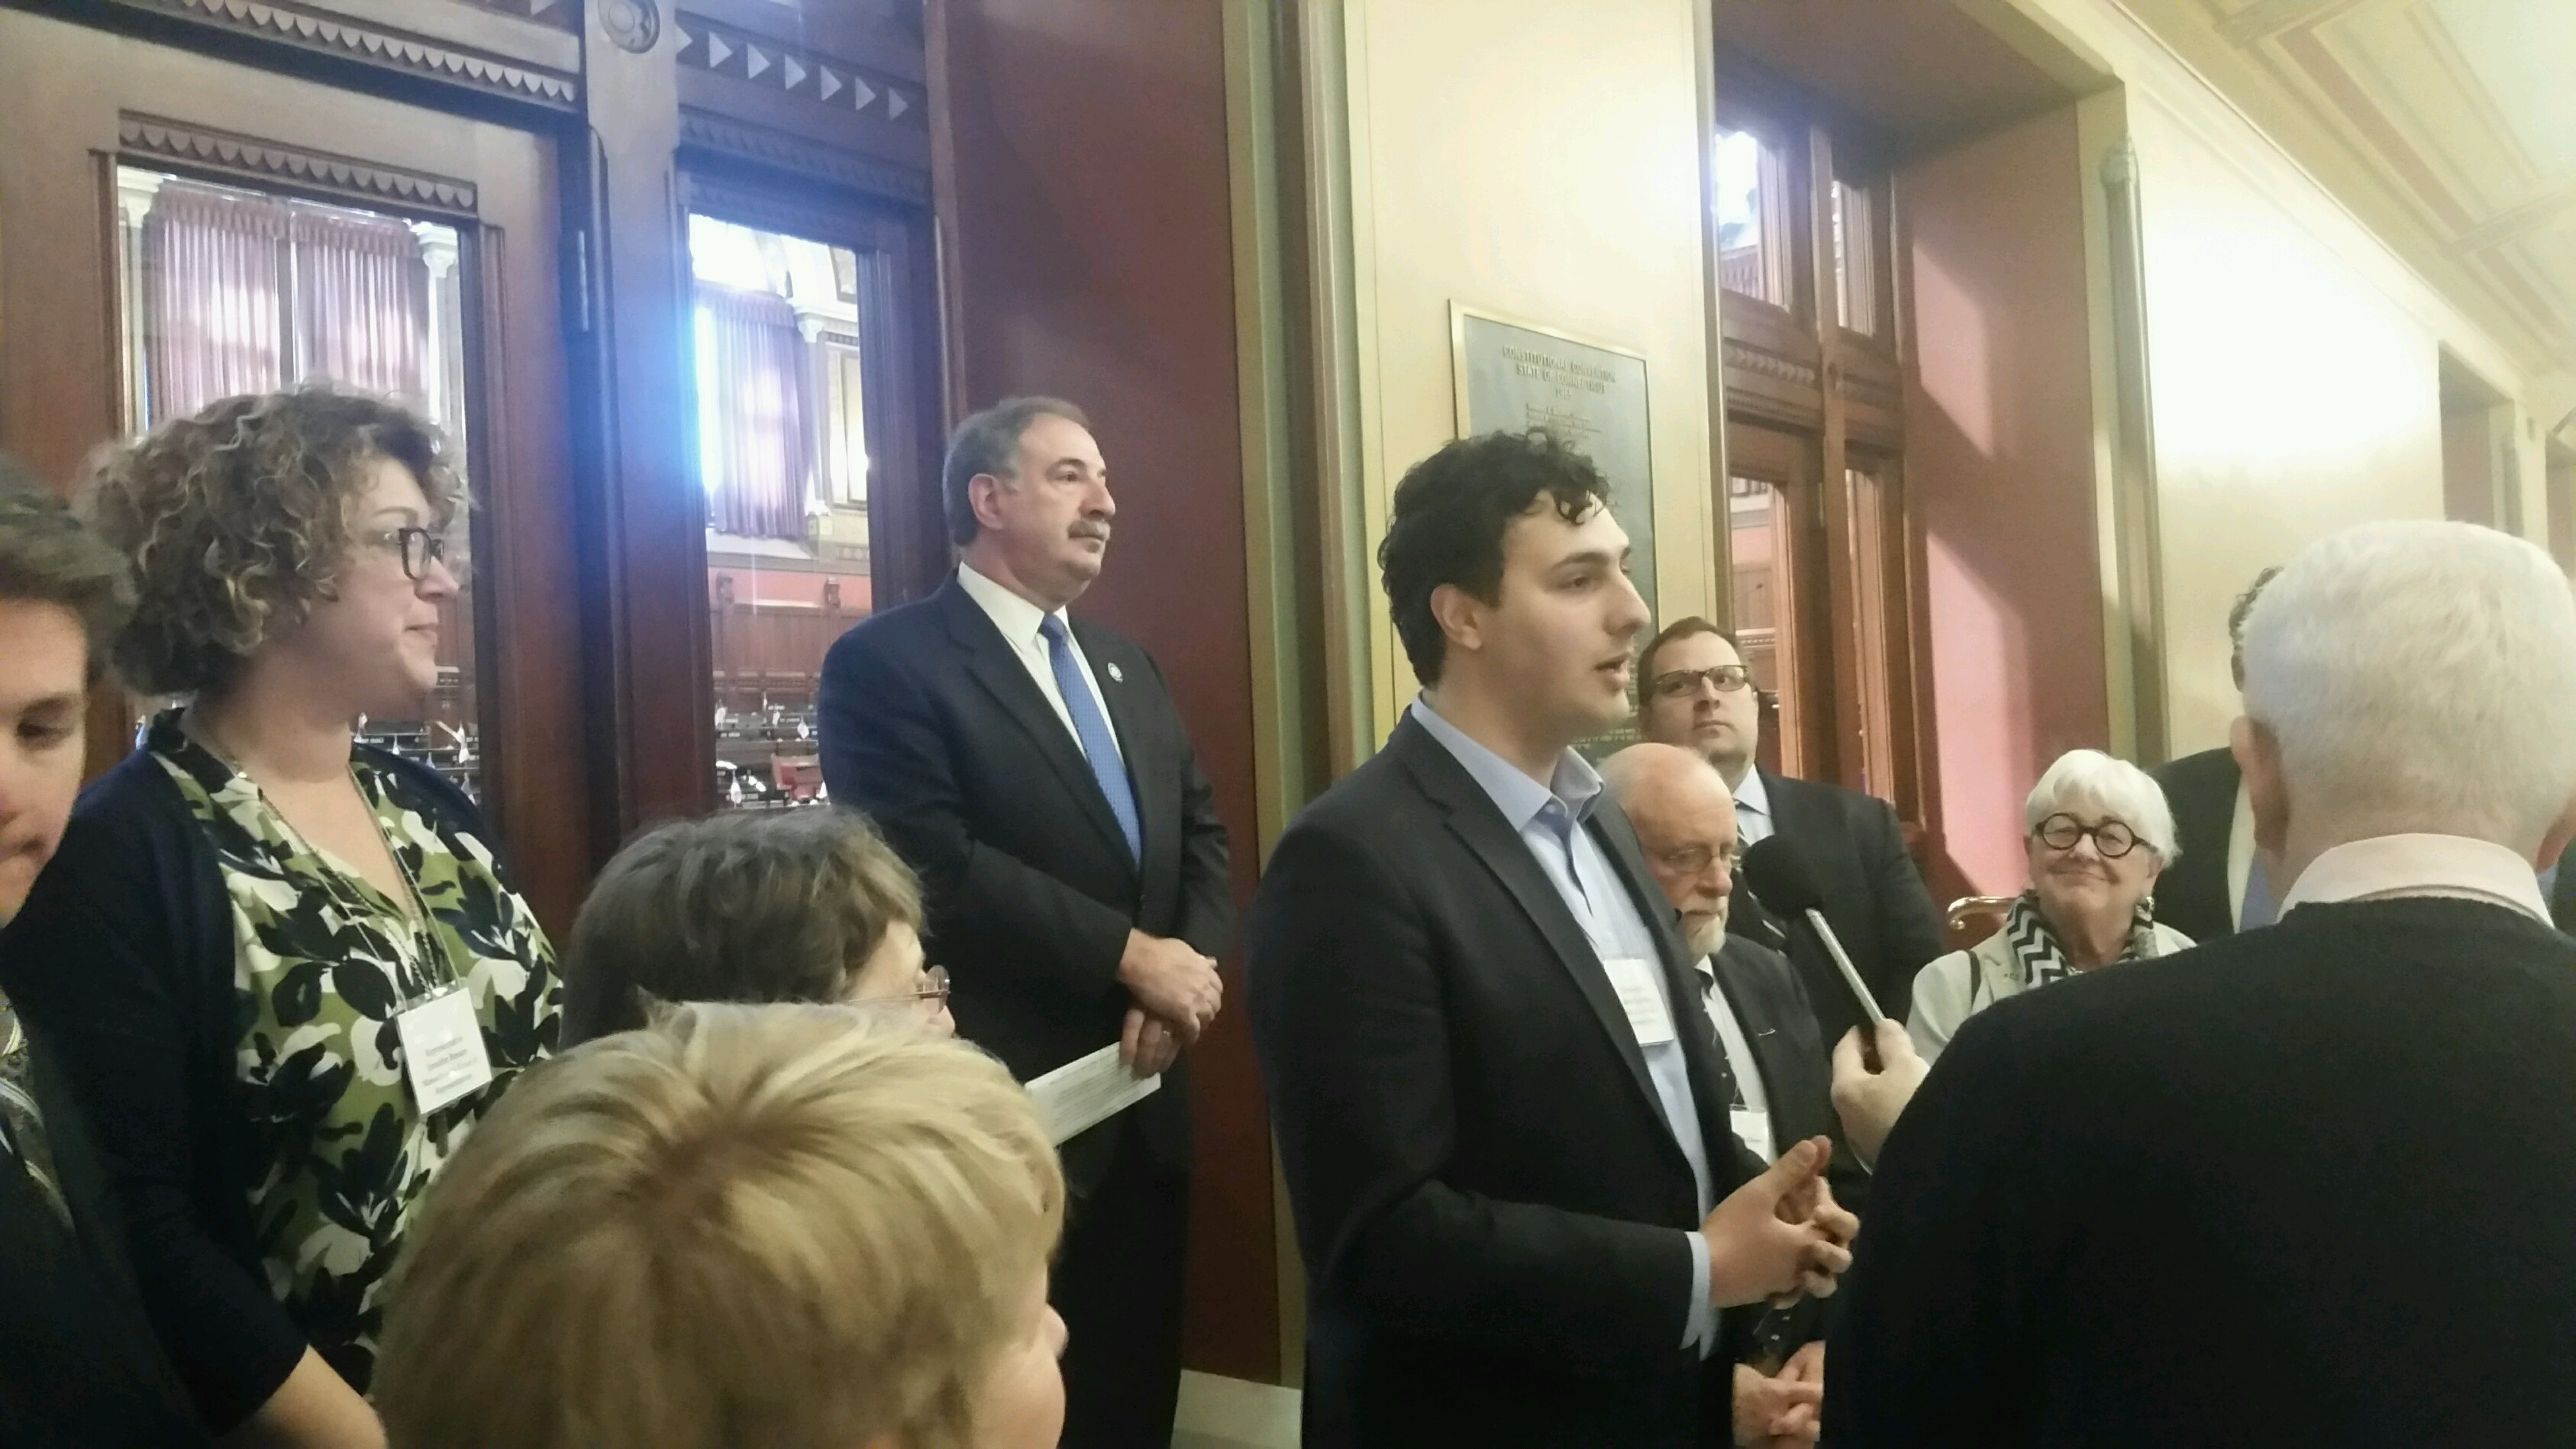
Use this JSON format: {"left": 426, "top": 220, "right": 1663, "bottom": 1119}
{"left": 395, "top": 986, "right": 494, "bottom": 1115}
{"left": 1600, "top": 956, "right": 1677, "bottom": 1047}
{"left": 1731, "top": 1107, "right": 1777, "bottom": 1167}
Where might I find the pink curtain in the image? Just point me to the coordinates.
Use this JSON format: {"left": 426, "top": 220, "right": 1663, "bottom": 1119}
{"left": 697, "top": 282, "right": 814, "bottom": 541}
{"left": 140, "top": 183, "right": 429, "bottom": 425}
{"left": 142, "top": 183, "right": 289, "bottom": 424}
{"left": 292, "top": 210, "right": 429, "bottom": 403}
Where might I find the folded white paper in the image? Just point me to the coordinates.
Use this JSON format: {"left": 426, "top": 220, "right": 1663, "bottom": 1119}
{"left": 1025, "top": 1044, "right": 1162, "bottom": 1145}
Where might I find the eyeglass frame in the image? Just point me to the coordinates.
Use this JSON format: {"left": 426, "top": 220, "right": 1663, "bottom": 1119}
{"left": 1649, "top": 663, "right": 1755, "bottom": 700}
{"left": 2031, "top": 813, "right": 2142, "bottom": 860}
{"left": 361, "top": 525, "right": 453, "bottom": 582}
{"left": 854, "top": 963, "right": 951, "bottom": 1010}
{"left": 1649, "top": 842, "right": 1747, "bottom": 878}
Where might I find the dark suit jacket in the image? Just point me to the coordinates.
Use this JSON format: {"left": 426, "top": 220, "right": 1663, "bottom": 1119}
{"left": 1249, "top": 715, "right": 1758, "bottom": 1449}
{"left": 1708, "top": 934, "right": 1864, "bottom": 1361}
{"left": 2149, "top": 745, "right": 2241, "bottom": 943}
{"left": 1828, "top": 896, "right": 2576, "bottom": 1446}
{"left": 1709, "top": 934, "right": 1864, "bottom": 1213}
{"left": 0, "top": 1019, "right": 205, "bottom": 1448}
{"left": 1734, "top": 770, "right": 1946, "bottom": 1041}
{"left": 818, "top": 575, "right": 1232, "bottom": 1182}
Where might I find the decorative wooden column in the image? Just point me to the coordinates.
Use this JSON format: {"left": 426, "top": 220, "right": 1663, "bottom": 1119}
{"left": 572, "top": 0, "right": 716, "bottom": 838}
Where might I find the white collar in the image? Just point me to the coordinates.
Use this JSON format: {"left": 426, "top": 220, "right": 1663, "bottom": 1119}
{"left": 956, "top": 561, "right": 1062, "bottom": 649}
{"left": 2277, "top": 834, "right": 2552, "bottom": 926}
{"left": 1731, "top": 765, "right": 1771, "bottom": 818}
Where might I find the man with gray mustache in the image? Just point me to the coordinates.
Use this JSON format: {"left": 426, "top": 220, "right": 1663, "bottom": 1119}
{"left": 819, "top": 397, "right": 1233, "bottom": 1449}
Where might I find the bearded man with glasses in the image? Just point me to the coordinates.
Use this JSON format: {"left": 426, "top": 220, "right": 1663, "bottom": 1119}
{"left": 1633, "top": 618, "right": 1946, "bottom": 1048}
{"left": 1903, "top": 748, "right": 2194, "bottom": 1063}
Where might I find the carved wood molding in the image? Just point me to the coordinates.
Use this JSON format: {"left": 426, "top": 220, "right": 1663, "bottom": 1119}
{"left": 444, "top": 0, "right": 578, "bottom": 34}
{"left": 674, "top": 11, "right": 926, "bottom": 130}
{"left": 680, "top": 112, "right": 930, "bottom": 207}
{"left": 121, "top": 114, "right": 482, "bottom": 218}
{"left": 1837, "top": 370, "right": 1902, "bottom": 415}
{"left": 108, "top": 0, "right": 579, "bottom": 108}
{"left": 1722, "top": 338, "right": 1821, "bottom": 391}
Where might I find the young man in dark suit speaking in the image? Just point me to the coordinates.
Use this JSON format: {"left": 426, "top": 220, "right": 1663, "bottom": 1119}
{"left": 818, "top": 398, "right": 1231, "bottom": 1449}
{"left": 1250, "top": 430, "right": 1855, "bottom": 1448}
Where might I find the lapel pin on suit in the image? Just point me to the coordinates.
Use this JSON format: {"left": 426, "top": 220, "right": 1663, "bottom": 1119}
{"left": 1106, "top": 661, "right": 1125, "bottom": 683}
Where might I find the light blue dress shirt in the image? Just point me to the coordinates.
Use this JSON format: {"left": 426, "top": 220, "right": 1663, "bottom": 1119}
{"left": 1408, "top": 699, "right": 1723, "bottom": 1357}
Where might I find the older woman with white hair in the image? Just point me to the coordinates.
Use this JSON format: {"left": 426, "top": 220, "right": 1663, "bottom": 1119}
{"left": 1908, "top": 749, "right": 2192, "bottom": 1060}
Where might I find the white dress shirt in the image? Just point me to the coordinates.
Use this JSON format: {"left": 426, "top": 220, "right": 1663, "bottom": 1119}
{"left": 955, "top": 562, "right": 1124, "bottom": 766}
{"left": 1732, "top": 766, "right": 1775, "bottom": 848}
{"left": 2277, "top": 833, "right": 2552, "bottom": 925}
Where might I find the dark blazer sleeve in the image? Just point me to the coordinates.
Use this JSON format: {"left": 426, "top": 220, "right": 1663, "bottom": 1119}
{"left": 0, "top": 778, "right": 305, "bottom": 1432}
{"left": 1251, "top": 818, "right": 1695, "bottom": 1374}
{"left": 1857, "top": 799, "right": 1948, "bottom": 1010}
{"left": 1824, "top": 1006, "right": 2037, "bottom": 1446}
{"left": 820, "top": 624, "right": 1131, "bottom": 997}
{"left": 1151, "top": 648, "right": 1234, "bottom": 963}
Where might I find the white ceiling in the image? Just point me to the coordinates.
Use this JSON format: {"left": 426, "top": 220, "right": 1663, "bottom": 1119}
{"left": 2126, "top": 0, "right": 2576, "bottom": 375}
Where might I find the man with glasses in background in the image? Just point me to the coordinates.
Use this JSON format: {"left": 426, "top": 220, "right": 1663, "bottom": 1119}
{"left": 1633, "top": 619, "right": 1946, "bottom": 1045}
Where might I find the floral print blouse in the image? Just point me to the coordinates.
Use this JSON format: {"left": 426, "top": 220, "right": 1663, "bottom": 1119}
{"left": 149, "top": 713, "right": 560, "bottom": 1389}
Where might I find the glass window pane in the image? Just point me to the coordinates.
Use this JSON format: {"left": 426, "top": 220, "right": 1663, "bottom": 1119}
{"left": 115, "top": 166, "right": 481, "bottom": 799}
{"left": 1729, "top": 473, "right": 1800, "bottom": 776}
{"left": 691, "top": 213, "right": 874, "bottom": 812}
{"left": 1713, "top": 128, "right": 1790, "bottom": 308}
{"left": 1834, "top": 182, "right": 1878, "bottom": 336}
{"left": 1846, "top": 466, "right": 1898, "bottom": 799}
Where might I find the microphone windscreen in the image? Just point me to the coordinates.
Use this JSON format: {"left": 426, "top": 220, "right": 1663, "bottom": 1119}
{"left": 1740, "top": 835, "right": 1829, "bottom": 915}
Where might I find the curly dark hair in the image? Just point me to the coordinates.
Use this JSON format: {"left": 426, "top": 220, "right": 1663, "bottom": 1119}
{"left": 81, "top": 387, "right": 462, "bottom": 697}
{"left": 0, "top": 453, "right": 135, "bottom": 683}
{"left": 1378, "top": 429, "right": 1613, "bottom": 685}
{"left": 560, "top": 808, "right": 928, "bottom": 1047}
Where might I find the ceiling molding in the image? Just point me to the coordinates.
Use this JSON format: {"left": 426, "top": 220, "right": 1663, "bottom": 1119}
{"left": 2214, "top": 0, "right": 2384, "bottom": 48}
{"left": 2452, "top": 179, "right": 2576, "bottom": 254}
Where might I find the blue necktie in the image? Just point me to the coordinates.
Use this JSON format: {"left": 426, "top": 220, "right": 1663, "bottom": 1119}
{"left": 1038, "top": 615, "right": 1141, "bottom": 862}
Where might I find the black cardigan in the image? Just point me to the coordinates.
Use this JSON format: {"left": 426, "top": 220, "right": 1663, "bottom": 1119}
{"left": 0, "top": 742, "right": 491, "bottom": 1433}
{"left": 1828, "top": 894, "right": 2576, "bottom": 1444}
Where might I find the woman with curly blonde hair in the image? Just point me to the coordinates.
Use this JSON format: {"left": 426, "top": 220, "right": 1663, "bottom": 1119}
{"left": 0, "top": 388, "right": 562, "bottom": 1449}
{"left": 376, "top": 1003, "right": 1068, "bottom": 1449}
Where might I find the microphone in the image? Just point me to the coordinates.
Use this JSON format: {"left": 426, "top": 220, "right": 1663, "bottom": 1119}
{"left": 1741, "top": 835, "right": 1889, "bottom": 1027}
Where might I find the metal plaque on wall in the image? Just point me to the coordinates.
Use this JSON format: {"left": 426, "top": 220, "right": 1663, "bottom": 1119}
{"left": 1450, "top": 303, "right": 1657, "bottom": 619}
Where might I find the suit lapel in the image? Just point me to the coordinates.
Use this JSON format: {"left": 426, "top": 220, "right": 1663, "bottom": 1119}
{"left": 1393, "top": 724, "right": 1664, "bottom": 1122}
{"left": 1710, "top": 944, "right": 1796, "bottom": 1125}
{"left": 1594, "top": 802, "right": 1742, "bottom": 1169}
{"left": 938, "top": 583, "right": 1135, "bottom": 866}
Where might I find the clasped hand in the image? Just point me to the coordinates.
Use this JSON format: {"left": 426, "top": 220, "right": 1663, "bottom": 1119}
{"left": 1117, "top": 930, "right": 1222, "bottom": 1076}
{"left": 1703, "top": 1138, "right": 1858, "bottom": 1308}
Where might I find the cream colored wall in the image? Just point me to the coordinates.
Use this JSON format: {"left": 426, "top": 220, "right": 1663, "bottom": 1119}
{"left": 1994, "top": 0, "right": 2562, "bottom": 757}
{"left": 1341, "top": 0, "right": 1718, "bottom": 740}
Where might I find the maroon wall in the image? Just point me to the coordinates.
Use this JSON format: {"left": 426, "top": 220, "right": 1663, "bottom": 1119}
{"left": 935, "top": 0, "right": 1277, "bottom": 1380}
{"left": 1901, "top": 106, "right": 2108, "bottom": 901}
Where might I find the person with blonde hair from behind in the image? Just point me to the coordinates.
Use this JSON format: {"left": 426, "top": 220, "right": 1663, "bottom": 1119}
{"left": 375, "top": 1002, "right": 1068, "bottom": 1449}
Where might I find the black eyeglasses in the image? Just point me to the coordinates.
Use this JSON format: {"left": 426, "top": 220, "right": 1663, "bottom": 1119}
{"left": 2034, "top": 814, "right": 2141, "bottom": 859}
{"left": 364, "top": 526, "right": 450, "bottom": 581}
{"left": 1651, "top": 664, "right": 1754, "bottom": 699}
